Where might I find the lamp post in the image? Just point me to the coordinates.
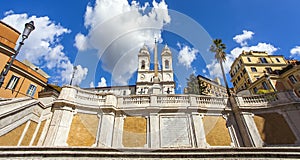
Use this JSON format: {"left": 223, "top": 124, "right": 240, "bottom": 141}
{"left": 265, "top": 73, "right": 277, "bottom": 92}
{"left": 0, "top": 21, "right": 35, "bottom": 88}
{"left": 70, "top": 65, "right": 77, "bottom": 85}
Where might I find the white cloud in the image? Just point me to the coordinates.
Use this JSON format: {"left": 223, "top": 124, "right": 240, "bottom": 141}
{"left": 290, "top": 46, "right": 300, "bottom": 56}
{"left": 74, "top": 33, "right": 88, "bottom": 51}
{"left": 75, "top": 0, "right": 170, "bottom": 85}
{"left": 177, "top": 43, "right": 199, "bottom": 69}
{"left": 233, "top": 30, "right": 254, "bottom": 47}
{"left": 61, "top": 64, "right": 88, "bottom": 86}
{"left": 1, "top": 13, "right": 88, "bottom": 85}
{"left": 4, "top": 10, "right": 14, "bottom": 16}
{"left": 230, "top": 42, "right": 278, "bottom": 58}
{"left": 97, "top": 77, "right": 107, "bottom": 87}
{"left": 89, "top": 77, "right": 107, "bottom": 88}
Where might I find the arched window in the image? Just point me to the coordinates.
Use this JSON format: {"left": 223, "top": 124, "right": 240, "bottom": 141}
{"left": 165, "top": 60, "right": 169, "bottom": 69}
{"left": 141, "top": 60, "right": 145, "bottom": 69}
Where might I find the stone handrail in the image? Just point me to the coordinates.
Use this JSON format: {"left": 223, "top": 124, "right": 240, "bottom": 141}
{"left": 157, "top": 95, "right": 189, "bottom": 104}
{"left": 235, "top": 91, "right": 300, "bottom": 108}
{"left": 237, "top": 92, "right": 278, "bottom": 106}
{"left": 75, "top": 90, "right": 106, "bottom": 104}
{"left": 196, "top": 96, "right": 226, "bottom": 106}
{"left": 122, "top": 96, "right": 150, "bottom": 105}
{"left": 57, "top": 86, "right": 300, "bottom": 110}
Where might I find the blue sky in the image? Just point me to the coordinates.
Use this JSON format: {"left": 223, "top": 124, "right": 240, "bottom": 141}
{"left": 1, "top": 0, "right": 300, "bottom": 93}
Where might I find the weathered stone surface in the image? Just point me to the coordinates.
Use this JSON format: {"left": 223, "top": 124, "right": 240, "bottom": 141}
{"left": 160, "top": 116, "right": 191, "bottom": 148}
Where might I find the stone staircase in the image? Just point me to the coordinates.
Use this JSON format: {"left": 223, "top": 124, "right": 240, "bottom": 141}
{"left": 0, "top": 147, "right": 300, "bottom": 159}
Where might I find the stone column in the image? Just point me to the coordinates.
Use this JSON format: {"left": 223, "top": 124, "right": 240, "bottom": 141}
{"left": 149, "top": 113, "right": 160, "bottom": 148}
{"left": 97, "top": 111, "right": 115, "bottom": 147}
{"left": 242, "top": 113, "right": 263, "bottom": 147}
{"left": 229, "top": 96, "right": 254, "bottom": 147}
{"left": 43, "top": 106, "right": 74, "bottom": 146}
{"left": 112, "top": 113, "right": 124, "bottom": 148}
{"left": 191, "top": 113, "right": 206, "bottom": 148}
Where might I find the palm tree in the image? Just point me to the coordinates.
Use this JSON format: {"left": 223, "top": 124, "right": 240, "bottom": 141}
{"left": 210, "top": 39, "right": 231, "bottom": 97}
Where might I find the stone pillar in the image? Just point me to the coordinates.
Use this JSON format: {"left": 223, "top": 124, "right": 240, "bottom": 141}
{"left": 97, "top": 111, "right": 115, "bottom": 147}
{"left": 242, "top": 113, "right": 263, "bottom": 147}
{"left": 229, "top": 96, "right": 254, "bottom": 147}
{"left": 43, "top": 106, "right": 74, "bottom": 146}
{"left": 190, "top": 96, "right": 197, "bottom": 107}
{"left": 149, "top": 113, "right": 160, "bottom": 148}
{"left": 112, "top": 113, "right": 124, "bottom": 148}
{"left": 191, "top": 113, "right": 206, "bottom": 148}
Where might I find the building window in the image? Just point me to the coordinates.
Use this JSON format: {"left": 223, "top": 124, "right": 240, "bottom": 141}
{"left": 6, "top": 75, "right": 20, "bottom": 90}
{"left": 251, "top": 67, "right": 257, "bottom": 72}
{"left": 288, "top": 75, "right": 298, "bottom": 84}
{"left": 237, "top": 76, "right": 240, "bottom": 81}
{"left": 253, "top": 87, "right": 258, "bottom": 93}
{"left": 141, "top": 60, "right": 145, "bottom": 69}
{"left": 26, "top": 84, "right": 37, "bottom": 97}
{"left": 247, "top": 57, "right": 251, "bottom": 62}
{"left": 260, "top": 57, "right": 268, "bottom": 63}
{"left": 165, "top": 60, "right": 169, "bottom": 69}
{"left": 242, "top": 68, "right": 246, "bottom": 74}
{"left": 276, "top": 58, "right": 280, "bottom": 62}
{"left": 265, "top": 67, "right": 272, "bottom": 74}
{"left": 262, "top": 81, "right": 269, "bottom": 90}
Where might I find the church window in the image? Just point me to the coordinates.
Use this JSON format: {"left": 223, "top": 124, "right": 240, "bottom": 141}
{"left": 165, "top": 60, "right": 169, "bottom": 69}
{"left": 141, "top": 60, "right": 145, "bottom": 69}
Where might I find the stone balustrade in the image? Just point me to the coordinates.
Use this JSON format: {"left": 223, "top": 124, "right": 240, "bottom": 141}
{"left": 236, "top": 92, "right": 278, "bottom": 107}
{"left": 58, "top": 86, "right": 300, "bottom": 110}
{"left": 236, "top": 91, "right": 300, "bottom": 108}
{"left": 75, "top": 89, "right": 106, "bottom": 105}
{"left": 157, "top": 95, "right": 189, "bottom": 104}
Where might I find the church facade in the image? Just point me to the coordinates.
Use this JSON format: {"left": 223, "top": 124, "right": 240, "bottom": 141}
{"left": 1, "top": 45, "right": 300, "bottom": 152}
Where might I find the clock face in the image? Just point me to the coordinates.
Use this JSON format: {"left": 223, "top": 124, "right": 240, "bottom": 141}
{"left": 140, "top": 74, "right": 145, "bottom": 80}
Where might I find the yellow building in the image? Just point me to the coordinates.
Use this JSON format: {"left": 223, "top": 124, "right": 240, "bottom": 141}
{"left": 247, "top": 61, "right": 300, "bottom": 96}
{"left": 0, "top": 21, "right": 49, "bottom": 99}
{"left": 197, "top": 75, "right": 227, "bottom": 97}
{"left": 230, "top": 50, "right": 287, "bottom": 93}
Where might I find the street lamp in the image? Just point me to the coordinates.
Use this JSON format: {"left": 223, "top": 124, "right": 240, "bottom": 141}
{"left": 0, "top": 21, "right": 35, "bottom": 88}
{"left": 70, "top": 65, "right": 77, "bottom": 85}
{"left": 265, "top": 73, "right": 277, "bottom": 92}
